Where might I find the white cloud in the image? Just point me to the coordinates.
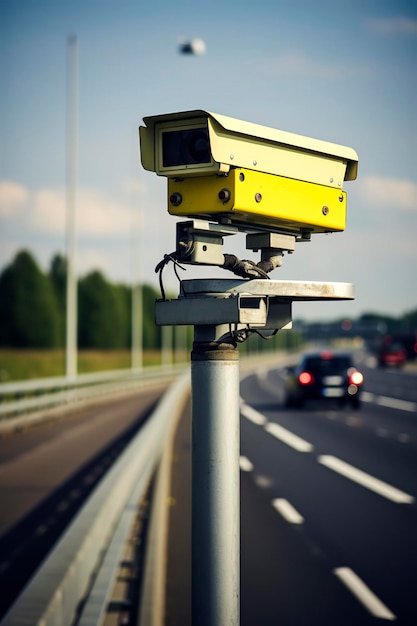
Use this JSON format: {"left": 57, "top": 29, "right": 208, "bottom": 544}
{"left": 0, "top": 181, "right": 29, "bottom": 216}
{"left": 357, "top": 176, "right": 417, "bottom": 211}
{"left": 367, "top": 17, "right": 417, "bottom": 36}
{"left": 73, "top": 188, "right": 133, "bottom": 236}
{"left": 32, "top": 187, "right": 134, "bottom": 237}
{"left": 0, "top": 180, "right": 135, "bottom": 238}
{"left": 32, "top": 189, "right": 66, "bottom": 233}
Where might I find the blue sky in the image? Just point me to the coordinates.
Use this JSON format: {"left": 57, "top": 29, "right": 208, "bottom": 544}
{"left": 1, "top": 0, "right": 416, "bottom": 321}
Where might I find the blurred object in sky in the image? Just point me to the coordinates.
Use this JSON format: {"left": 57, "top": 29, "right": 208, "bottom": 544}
{"left": 178, "top": 38, "right": 206, "bottom": 55}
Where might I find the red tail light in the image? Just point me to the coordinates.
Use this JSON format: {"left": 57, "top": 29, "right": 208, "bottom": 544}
{"left": 298, "top": 371, "right": 314, "bottom": 385}
{"left": 349, "top": 370, "right": 364, "bottom": 386}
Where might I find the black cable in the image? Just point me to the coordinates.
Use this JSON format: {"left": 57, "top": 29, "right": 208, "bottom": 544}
{"left": 155, "top": 252, "right": 188, "bottom": 301}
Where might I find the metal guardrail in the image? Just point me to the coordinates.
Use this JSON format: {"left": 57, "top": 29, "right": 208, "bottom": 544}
{"left": 0, "top": 370, "right": 191, "bottom": 626}
{"left": 0, "top": 352, "right": 290, "bottom": 626}
{"left": 0, "top": 364, "right": 188, "bottom": 432}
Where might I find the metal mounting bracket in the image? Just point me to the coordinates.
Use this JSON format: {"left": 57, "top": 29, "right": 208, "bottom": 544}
{"left": 155, "top": 277, "right": 354, "bottom": 341}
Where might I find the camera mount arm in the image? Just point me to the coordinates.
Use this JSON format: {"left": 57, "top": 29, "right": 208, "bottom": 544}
{"left": 165, "top": 219, "right": 299, "bottom": 280}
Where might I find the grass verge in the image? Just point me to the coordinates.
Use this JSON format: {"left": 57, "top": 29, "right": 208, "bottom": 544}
{"left": 0, "top": 349, "right": 189, "bottom": 382}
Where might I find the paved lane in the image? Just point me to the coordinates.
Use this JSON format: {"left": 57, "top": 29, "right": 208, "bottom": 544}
{"left": 239, "top": 360, "right": 417, "bottom": 624}
{"left": 0, "top": 386, "right": 166, "bottom": 619}
{"left": 0, "top": 389, "right": 163, "bottom": 537}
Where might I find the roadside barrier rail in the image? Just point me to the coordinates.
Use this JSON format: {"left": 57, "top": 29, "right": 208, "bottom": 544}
{"left": 0, "top": 364, "right": 187, "bottom": 428}
{"left": 0, "top": 352, "right": 290, "bottom": 625}
{"left": 0, "top": 370, "right": 191, "bottom": 626}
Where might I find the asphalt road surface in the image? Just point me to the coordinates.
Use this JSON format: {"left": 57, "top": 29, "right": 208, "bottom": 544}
{"left": 0, "top": 387, "right": 164, "bottom": 619}
{"left": 166, "top": 352, "right": 417, "bottom": 626}
{"left": 1, "top": 354, "right": 416, "bottom": 625}
{"left": 238, "top": 352, "right": 417, "bottom": 625}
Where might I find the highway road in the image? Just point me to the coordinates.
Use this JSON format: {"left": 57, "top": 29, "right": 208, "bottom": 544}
{"left": 165, "top": 351, "right": 417, "bottom": 626}
{"left": 0, "top": 386, "right": 166, "bottom": 620}
{"left": 237, "top": 352, "right": 417, "bottom": 625}
{"left": 1, "top": 353, "right": 416, "bottom": 625}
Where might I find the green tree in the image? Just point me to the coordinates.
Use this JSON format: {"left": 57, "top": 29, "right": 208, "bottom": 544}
{"left": 78, "top": 270, "right": 129, "bottom": 348}
{"left": 49, "top": 253, "right": 67, "bottom": 347}
{"left": 401, "top": 308, "right": 417, "bottom": 333}
{"left": 113, "top": 282, "right": 131, "bottom": 348}
{"left": 0, "top": 250, "right": 60, "bottom": 347}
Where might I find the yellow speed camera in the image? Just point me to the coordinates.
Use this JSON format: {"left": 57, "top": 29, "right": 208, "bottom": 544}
{"left": 139, "top": 110, "right": 358, "bottom": 234}
{"left": 168, "top": 168, "right": 347, "bottom": 234}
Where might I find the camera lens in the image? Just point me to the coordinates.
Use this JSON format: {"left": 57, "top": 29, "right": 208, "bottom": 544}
{"left": 162, "top": 127, "right": 211, "bottom": 167}
{"left": 186, "top": 130, "right": 210, "bottom": 163}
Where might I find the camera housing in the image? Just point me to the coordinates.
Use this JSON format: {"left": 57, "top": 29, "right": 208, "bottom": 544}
{"left": 168, "top": 167, "right": 347, "bottom": 234}
{"left": 139, "top": 110, "right": 358, "bottom": 234}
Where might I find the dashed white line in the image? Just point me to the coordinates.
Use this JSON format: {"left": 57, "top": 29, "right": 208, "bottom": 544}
{"left": 242, "top": 401, "right": 414, "bottom": 502}
{"left": 239, "top": 455, "right": 254, "bottom": 472}
{"left": 240, "top": 391, "right": 406, "bottom": 620}
{"left": 398, "top": 433, "right": 411, "bottom": 443}
{"left": 256, "top": 368, "right": 268, "bottom": 383}
{"left": 361, "top": 391, "right": 375, "bottom": 403}
{"left": 241, "top": 401, "right": 313, "bottom": 452}
{"left": 318, "top": 455, "right": 415, "bottom": 504}
{"left": 334, "top": 567, "right": 396, "bottom": 621}
{"left": 272, "top": 498, "right": 304, "bottom": 524}
{"left": 265, "top": 422, "right": 314, "bottom": 453}
{"left": 361, "top": 391, "right": 416, "bottom": 413}
{"left": 377, "top": 396, "right": 417, "bottom": 413}
{"left": 240, "top": 402, "right": 267, "bottom": 426}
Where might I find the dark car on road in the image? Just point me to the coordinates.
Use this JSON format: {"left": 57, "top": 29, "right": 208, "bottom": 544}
{"left": 378, "top": 337, "right": 408, "bottom": 367}
{"left": 284, "top": 351, "right": 364, "bottom": 409}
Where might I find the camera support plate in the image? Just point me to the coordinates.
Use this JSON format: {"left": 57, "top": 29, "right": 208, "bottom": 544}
{"left": 155, "top": 277, "right": 354, "bottom": 340}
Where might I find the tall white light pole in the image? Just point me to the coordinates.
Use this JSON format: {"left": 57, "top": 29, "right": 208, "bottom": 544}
{"left": 66, "top": 35, "right": 78, "bottom": 379}
{"left": 131, "top": 198, "right": 143, "bottom": 371}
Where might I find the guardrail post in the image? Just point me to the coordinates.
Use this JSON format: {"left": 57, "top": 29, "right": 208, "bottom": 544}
{"left": 191, "top": 331, "right": 240, "bottom": 626}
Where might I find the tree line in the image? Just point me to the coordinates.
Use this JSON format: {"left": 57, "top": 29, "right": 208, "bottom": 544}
{"left": 0, "top": 250, "right": 161, "bottom": 349}
{"left": 1, "top": 249, "right": 415, "bottom": 351}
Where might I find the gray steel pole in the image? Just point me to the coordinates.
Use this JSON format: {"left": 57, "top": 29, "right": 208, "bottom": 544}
{"left": 131, "top": 281, "right": 143, "bottom": 371}
{"left": 192, "top": 334, "right": 240, "bottom": 626}
{"left": 131, "top": 176, "right": 143, "bottom": 371}
{"left": 65, "top": 34, "right": 78, "bottom": 379}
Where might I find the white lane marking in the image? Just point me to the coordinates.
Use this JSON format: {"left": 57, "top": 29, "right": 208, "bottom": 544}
{"left": 377, "top": 396, "right": 417, "bottom": 413}
{"left": 318, "top": 455, "right": 415, "bottom": 504}
{"left": 398, "top": 433, "right": 411, "bottom": 443}
{"left": 241, "top": 400, "right": 314, "bottom": 452}
{"left": 334, "top": 567, "right": 396, "bottom": 621}
{"left": 256, "top": 368, "right": 268, "bottom": 382}
{"left": 240, "top": 403, "right": 267, "bottom": 426}
{"left": 239, "top": 456, "right": 254, "bottom": 472}
{"left": 272, "top": 498, "right": 304, "bottom": 524}
{"left": 361, "top": 391, "right": 375, "bottom": 402}
{"left": 361, "top": 390, "right": 416, "bottom": 413}
{"left": 254, "top": 474, "right": 274, "bottom": 489}
{"left": 265, "top": 422, "right": 314, "bottom": 453}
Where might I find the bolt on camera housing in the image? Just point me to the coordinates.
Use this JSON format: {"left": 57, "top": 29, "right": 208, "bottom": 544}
{"left": 139, "top": 110, "right": 358, "bottom": 236}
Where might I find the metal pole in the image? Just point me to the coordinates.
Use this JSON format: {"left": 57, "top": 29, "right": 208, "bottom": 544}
{"left": 131, "top": 282, "right": 143, "bottom": 370}
{"left": 192, "top": 332, "right": 240, "bottom": 626}
{"left": 131, "top": 200, "right": 143, "bottom": 371}
{"left": 66, "top": 34, "right": 78, "bottom": 379}
{"left": 130, "top": 135, "right": 143, "bottom": 372}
